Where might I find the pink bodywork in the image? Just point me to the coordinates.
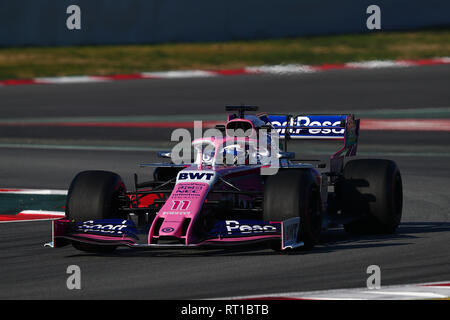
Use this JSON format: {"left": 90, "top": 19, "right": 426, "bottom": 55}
{"left": 147, "top": 123, "right": 271, "bottom": 245}
{"left": 148, "top": 181, "right": 210, "bottom": 244}
{"left": 50, "top": 116, "right": 288, "bottom": 249}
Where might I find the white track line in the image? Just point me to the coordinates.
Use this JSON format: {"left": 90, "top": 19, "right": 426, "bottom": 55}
{"left": 218, "top": 281, "right": 450, "bottom": 300}
{"left": 0, "top": 210, "right": 65, "bottom": 223}
{"left": 141, "top": 70, "right": 218, "bottom": 78}
{"left": 2, "top": 57, "right": 449, "bottom": 86}
{"left": 0, "top": 188, "right": 67, "bottom": 195}
{"left": 18, "top": 210, "right": 65, "bottom": 216}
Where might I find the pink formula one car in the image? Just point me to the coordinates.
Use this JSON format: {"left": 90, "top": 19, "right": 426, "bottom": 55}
{"left": 47, "top": 106, "right": 403, "bottom": 253}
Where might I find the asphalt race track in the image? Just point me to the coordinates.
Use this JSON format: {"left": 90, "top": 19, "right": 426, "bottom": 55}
{"left": 0, "top": 65, "right": 449, "bottom": 299}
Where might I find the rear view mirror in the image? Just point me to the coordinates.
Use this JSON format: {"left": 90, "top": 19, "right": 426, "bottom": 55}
{"left": 157, "top": 151, "right": 172, "bottom": 159}
{"left": 215, "top": 124, "right": 226, "bottom": 133}
{"left": 278, "top": 152, "right": 295, "bottom": 159}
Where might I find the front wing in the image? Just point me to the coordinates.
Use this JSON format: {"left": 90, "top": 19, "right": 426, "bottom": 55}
{"left": 46, "top": 217, "right": 304, "bottom": 251}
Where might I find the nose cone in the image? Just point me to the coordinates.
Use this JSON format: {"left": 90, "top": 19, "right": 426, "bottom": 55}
{"left": 148, "top": 177, "right": 213, "bottom": 244}
{"left": 158, "top": 217, "right": 186, "bottom": 238}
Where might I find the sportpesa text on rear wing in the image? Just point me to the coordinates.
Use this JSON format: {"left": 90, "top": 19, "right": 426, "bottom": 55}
{"left": 260, "top": 114, "right": 360, "bottom": 157}
{"left": 263, "top": 114, "right": 353, "bottom": 139}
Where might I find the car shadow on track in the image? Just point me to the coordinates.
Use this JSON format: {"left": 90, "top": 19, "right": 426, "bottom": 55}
{"left": 308, "top": 221, "right": 450, "bottom": 255}
{"left": 65, "top": 222, "right": 450, "bottom": 258}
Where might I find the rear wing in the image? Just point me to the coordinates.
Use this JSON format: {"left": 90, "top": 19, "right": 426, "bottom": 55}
{"left": 261, "top": 114, "right": 360, "bottom": 158}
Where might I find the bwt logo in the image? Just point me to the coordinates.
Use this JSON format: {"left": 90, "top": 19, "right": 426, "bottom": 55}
{"left": 178, "top": 172, "right": 215, "bottom": 181}
{"left": 225, "top": 220, "right": 278, "bottom": 234}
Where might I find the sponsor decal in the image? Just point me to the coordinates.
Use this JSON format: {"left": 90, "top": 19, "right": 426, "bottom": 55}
{"left": 175, "top": 184, "right": 203, "bottom": 194}
{"left": 176, "top": 171, "right": 217, "bottom": 185}
{"left": 75, "top": 219, "right": 137, "bottom": 238}
{"left": 208, "top": 220, "right": 281, "bottom": 237}
{"left": 225, "top": 220, "right": 277, "bottom": 234}
{"left": 178, "top": 172, "right": 215, "bottom": 181}
{"left": 161, "top": 227, "right": 175, "bottom": 233}
{"left": 172, "top": 183, "right": 205, "bottom": 199}
{"left": 162, "top": 211, "right": 190, "bottom": 215}
{"left": 269, "top": 115, "right": 346, "bottom": 138}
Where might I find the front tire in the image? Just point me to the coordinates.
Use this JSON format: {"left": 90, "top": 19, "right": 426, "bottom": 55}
{"left": 66, "top": 170, "right": 126, "bottom": 222}
{"left": 65, "top": 170, "right": 126, "bottom": 253}
{"left": 263, "top": 170, "right": 322, "bottom": 250}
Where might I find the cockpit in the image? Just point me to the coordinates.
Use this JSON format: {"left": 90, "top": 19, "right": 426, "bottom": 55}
{"left": 193, "top": 139, "right": 271, "bottom": 166}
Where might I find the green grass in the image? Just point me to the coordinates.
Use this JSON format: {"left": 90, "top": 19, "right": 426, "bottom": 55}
{"left": 0, "top": 30, "right": 449, "bottom": 80}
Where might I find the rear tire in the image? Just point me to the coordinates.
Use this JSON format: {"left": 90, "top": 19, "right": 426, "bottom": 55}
{"left": 341, "top": 159, "right": 403, "bottom": 234}
{"left": 263, "top": 170, "right": 322, "bottom": 250}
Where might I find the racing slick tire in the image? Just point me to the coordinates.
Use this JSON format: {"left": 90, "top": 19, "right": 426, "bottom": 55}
{"left": 66, "top": 170, "right": 126, "bottom": 222}
{"left": 341, "top": 159, "right": 403, "bottom": 234}
{"left": 66, "top": 170, "right": 127, "bottom": 253}
{"left": 263, "top": 170, "right": 322, "bottom": 250}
